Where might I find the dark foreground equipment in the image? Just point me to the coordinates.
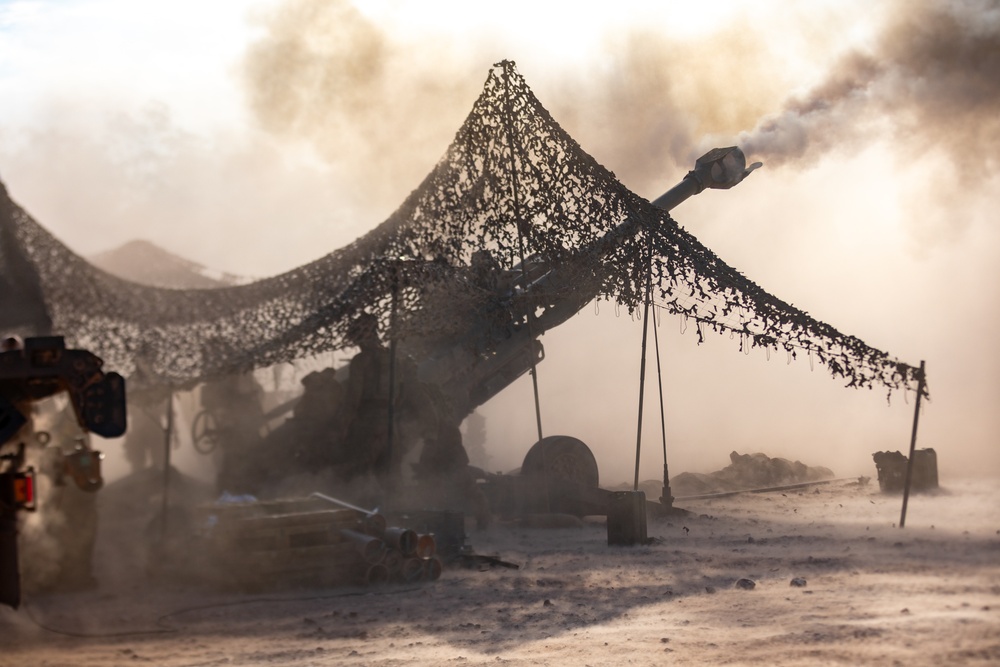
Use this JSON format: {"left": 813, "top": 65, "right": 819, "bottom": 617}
{"left": 0, "top": 336, "right": 126, "bottom": 609}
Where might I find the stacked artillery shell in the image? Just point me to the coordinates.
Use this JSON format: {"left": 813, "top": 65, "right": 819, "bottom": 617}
{"left": 339, "top": 528, "right": 387, "bottom": 564}
{"left": 423, "top": 554, "right": 443, "bottom": 581}
{"left": 383, "top": 527, "right": 418, "bottom": 554}
{"left": 368, "top": 525, "right": 442, "bottom": 582}
{"left": 200, "top": 497, "right": 443, "bottom": 590}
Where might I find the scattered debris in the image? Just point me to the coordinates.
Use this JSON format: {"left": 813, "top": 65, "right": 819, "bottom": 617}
{"left": 735, "top": 578, "right": 756, "bottom": 590}
{"left": 670, "top": 452, "right": 835, "bottom": 498}
{"left": 790, "top": 577, "right": 808, "bottom": 587}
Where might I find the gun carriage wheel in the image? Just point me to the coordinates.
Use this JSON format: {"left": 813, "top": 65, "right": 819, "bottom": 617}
{"left": 520, "top": 435, "right": 600, "bottom": 515}
{"left": 191, "top": 409, "right": 221, "bottom": 455}
{"left": 521, "top": 435, "right": 599, "bottom": 487}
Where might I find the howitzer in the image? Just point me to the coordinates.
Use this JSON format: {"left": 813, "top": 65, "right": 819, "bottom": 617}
{"left": 241, "top": 148, "right": 760, "bottom": 514}
{"left": 0, "top": 335, "right": 126, "bottom": 609}
{"left": 391, "top": 148, "right": 758, "bottom": 514}
{"left": 408, "top": 147, "right": 761, "bottom": 421}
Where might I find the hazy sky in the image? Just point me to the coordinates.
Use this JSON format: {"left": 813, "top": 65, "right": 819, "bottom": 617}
{"left": 1, "top": 0, "right": 997, "bottom": 485}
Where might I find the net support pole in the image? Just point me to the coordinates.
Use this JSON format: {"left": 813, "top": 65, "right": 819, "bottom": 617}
{"left": 160, "top": 390, "right": 174, "bottom": 540}
{"left": 501, "top": 63, "right": 543, "bottom": 443}
{"left": 384, "top": 267, "right": 399, "bottom": 498}
{"left": 633, "top": 235, "right": 653, "bottom": 492}
{"left": 898, "top": 360, "right": 926, "bottom": 529}
{"left": 651, "top": 307, "right": 673, "bottom": 510}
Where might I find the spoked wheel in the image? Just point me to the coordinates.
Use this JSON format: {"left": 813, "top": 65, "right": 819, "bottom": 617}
{"left": 520, "top": 435, "right": 600, "bottom": 515}
{"left": 191, "top": 409, "right": 221, "bottom": 455}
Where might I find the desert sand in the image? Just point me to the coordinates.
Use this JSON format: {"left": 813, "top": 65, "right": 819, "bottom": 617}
{"left": 3, "top": 477, "right": 998, "bottom": 666}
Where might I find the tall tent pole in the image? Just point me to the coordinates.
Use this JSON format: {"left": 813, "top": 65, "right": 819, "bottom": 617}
{"left": 899, "top": 360, "right": 927, "bottom": 528}
{"left": 501, "top": 63, "right": 544, "bottom": 443}
{"left": 160, "top": 390, "right": 174, "bottom": 539}
{"left": 633, "top": 234, "right": 654, "bottom": 491}
{"left": 384, "top": 266, "right": 399, "bottom": 497}
{"left": 651, "top": 306, "right": 673, "bottom": 510}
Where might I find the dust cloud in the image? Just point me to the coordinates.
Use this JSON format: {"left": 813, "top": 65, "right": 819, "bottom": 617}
{"left": 539, "top": 23, "right": 794, "bottom": 197}
{"left": 0, "top": 103, "right": 364, "bottom": 278}
{"left": 731, "top": 0, "right": 1000, "bottom": 248}
{"left": 238, "top": 2, "right": 795, "bottom": 206}
{"left": 240, "top": 0, "right": 482, "bottom": 220}
{"left": 738, "top": 0, "right": 1000, "bottom": 173}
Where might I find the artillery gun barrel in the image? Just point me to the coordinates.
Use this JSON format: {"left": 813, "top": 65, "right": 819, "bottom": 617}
{"left": 544, "top": 147, "right": 760, "bottom": 272}
{"left": 518, "top": 146, "right": 762, "bottom": 335}
{"left": 651, "top": 146, "right": 761, "bottom": 212}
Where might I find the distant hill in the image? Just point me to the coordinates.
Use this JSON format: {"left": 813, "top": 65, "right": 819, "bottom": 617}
{"left": 89, "top": 239, "right": 247, "bottom": 288}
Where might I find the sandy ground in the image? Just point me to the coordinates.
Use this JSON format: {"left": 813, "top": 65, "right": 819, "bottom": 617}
{"left": 2, "top": 477, "right": 998, "bottom": 666}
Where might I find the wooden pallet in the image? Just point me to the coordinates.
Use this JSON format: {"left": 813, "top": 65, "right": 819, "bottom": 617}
{"left": 199, "top": 501, "right": 372, "bottom": 588}
{"left": 195, "top": 497, "right": 443, "bottom": 589}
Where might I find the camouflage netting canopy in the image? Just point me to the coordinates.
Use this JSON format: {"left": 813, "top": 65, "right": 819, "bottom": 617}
{"left": 0, "top": 61, "right": 924, "bottom": 398}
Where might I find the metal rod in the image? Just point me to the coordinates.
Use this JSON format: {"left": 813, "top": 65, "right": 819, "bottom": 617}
{"left": 310, "top": 491, "right": 378, "bottom": 516}
{"left": 384, "top": 267, "right": 399, "bottom": 494}
{"left": 501, "top": 64, "right": 547, "bottom": 512}
{"left": 633, "top": 234, "right": 653, "bottom": 492}
{"left": 159, "top": 390, "right": 174, "bottom": 540}
{"left": 652, "top": 307, "right": 667, "bottom": 465}
{"left": 899, "top": 360, "right": 927, "bottom": 529}
{"left": 651, "top": 304, "right": 673, "bottom": 509}
{"left": 501, "top": 65, "right": 544, "bottom": 444}
{"left": 675, "top": 477, "right": 851, "bottom": 501}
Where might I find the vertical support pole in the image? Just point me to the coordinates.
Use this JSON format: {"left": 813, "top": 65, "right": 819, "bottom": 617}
{"left": 651, "top": 306, "right": 673, "bottom": 510}
{"left": 501, "top": 63, "right": 543, "bottom": 443}
{"left": 899, "top": 360, "right": 926, "bottom": 529}
{"left": 160, "top": 390, "right": 174, "bottom": 539}
{"left": 384, "top": 266, "right": 399, "bottom": 497}
{"left": 633, "top": 234, "right": 653, "bottom": 492}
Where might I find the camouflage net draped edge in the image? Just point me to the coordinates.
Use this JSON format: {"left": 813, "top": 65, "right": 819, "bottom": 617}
{"left": 0, "top": 61, "right": 925, "bottom": 400}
